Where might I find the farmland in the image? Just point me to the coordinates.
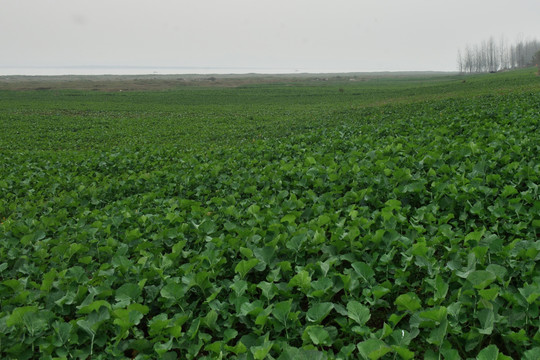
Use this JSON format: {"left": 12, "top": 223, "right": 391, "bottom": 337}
{"left": 0, "top": 68, "right": 539, "bottom": 359}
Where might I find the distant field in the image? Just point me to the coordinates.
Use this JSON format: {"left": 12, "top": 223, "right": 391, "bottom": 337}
{"left": 0, "top": 69, "right": 539, "bottom": 359}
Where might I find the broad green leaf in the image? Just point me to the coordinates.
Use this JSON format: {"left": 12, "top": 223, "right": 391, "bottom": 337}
{"left": 371, "top": 285, "right": 391, "bottom": 300}
{"left": 235, "top": 258, "right": 259, "bottom": 278}
{"left": 77, "top": 300, "right": 112, "bottom": 314}
{"left": 478, "top": 286, "right": 499, "bottom": 301}
{"left": 116, "top": 283, "right": 141, "bottom": 302}
{"left": 519, "top": 284, "right": 540, "bottom": 304}
{"left": 486, "top": 264, "right": 507, "bottom": 281}
{"left": 281, "top": 213, "right": 297, "bottom": 224}
{"left": 149, "top": 314, "right": 170, "bottom": 336}
{"left": 7, "top": 306, "right": 38, "bottom": 327}
{"left": 394, "top": 293, "right": 422, "bottom": 312}
{"left": 226, "top": 340, "right": 247, "bottom": 355}
{"left": 204, "top": 309, "right": 218, "bottom": 329}
{"left": 273, "top": 300, "right": 292, "bottom": 325}
{"left": 477, "top": 344, "right": 499, "bottom": 360}
{"left": 352, "top": 262, "right": 375, "bottom": 283}
{"left": 231, "top": 280, "right": 248, "bottom": 296}
{"left": 160, "top": 282, "right": 186, "bottom": 301}
{"left": 22, "top": 311, "right": 48, "bottom": 336}
{"left": 467, "top": 270, "right": 496, "bottom": 289}
{"left": 393, "top": 346, "right": 414, "bottom": 360}
{"left": 357, "top": 338, "right": 392, "bottom": 360}
{"left": 41, "top": 269, "right": 57, "bottom": 292}
{"left": 205, "top": 341, "right": 223, "bottom": 354}
{"left": 253, "top": 246, "right": 276, "bottom": 266}
{"left": 306, "top": 302, "right": 334, "bottom": 323}
{"left": 224, "top": 328, "right": 238, "bottom": 343}
{"left": 440, "top": 347, "right": 461, "bottom": 360}
{"left": 434, "top": 275, "right": 449, "bottom": 300}
{"left": 289, "top": 270, "right": 311, "bottom": 292}
{"left": 255, "top": 305, "right": 273, "bottom": 326}
{"left": 523, "top": 348, "right": 540, "bottom": 360}
{"left": 418, "top": 307, "right": 447, "bottom": 323}
{"left": 347, "top": 301, "right": 371, "bottom": 325}
{"left": 427, "top": 319, "right": 448, "bottom": 346}
{"left": 500, "top": 185, "right": 518, "bottom": 198}
{"left": 251, "top": 341, "right": 274, "bottom": 360}
{"left": 154, "top": 338, "right": 173, "bottom": 356}
{"left": 477, "top": 309, "right": 494, "bottom": 335}
{"left": 257, "top": 281, "right": 276, "bottom": 300}
{"left": 52, "top": 321, "right": 72, "bottom": 346}
{"left": 305, "top": 325, "right": 331, "bottom": 346}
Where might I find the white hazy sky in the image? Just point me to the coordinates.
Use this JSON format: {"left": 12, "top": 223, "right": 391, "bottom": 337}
{"left": 1, "top": 0, "right": 539, "bottom": 73}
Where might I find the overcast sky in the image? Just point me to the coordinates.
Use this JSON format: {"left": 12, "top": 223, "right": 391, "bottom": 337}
{"left": 1, "top": 0, "right": 539, "bottom": 74}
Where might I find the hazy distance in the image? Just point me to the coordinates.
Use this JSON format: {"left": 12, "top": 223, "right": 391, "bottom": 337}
{"left": 1, "top": 0, "right": 539, "bottom": 75}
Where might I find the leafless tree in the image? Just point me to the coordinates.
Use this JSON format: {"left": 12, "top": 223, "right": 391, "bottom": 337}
{"left": 458, "top": 35, "right": 540, "bottom": 73}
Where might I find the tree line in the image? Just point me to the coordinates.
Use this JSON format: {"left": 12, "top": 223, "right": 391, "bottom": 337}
{"left": 457, "top": 36, "right": 540, "bottom": 73}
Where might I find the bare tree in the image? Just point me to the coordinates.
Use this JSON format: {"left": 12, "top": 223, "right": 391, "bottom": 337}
{"left": 498, "top": 36, "right": 509, "bottom": 70}
{"left": 458, "top": 35, "right": 540, "bottom": 72}
{"left": 457, "top": 49, "right": 464, "bottom": 73}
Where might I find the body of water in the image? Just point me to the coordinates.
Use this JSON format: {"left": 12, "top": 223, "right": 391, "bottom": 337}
{"left": 0, "top": 66, "right": 368, "bottom": 76}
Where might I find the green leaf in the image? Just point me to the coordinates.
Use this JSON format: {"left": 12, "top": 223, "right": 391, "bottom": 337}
{"left": 477, "top": 344, "right": 499, "bottom": 360}
{"left": 427, "top": 319, "right": 448, "bottom": 346}
{"left": 440, "top": 347, "right": 461, "bottom": 360}
{"left": 224, "top": 328, "right": 238, "bottom": 343}
{"left": 116, "top": 283, "right": 141, "bottom": 302}
{"left": 231, "top": 280, "right": 248, "bottom": 296}
{"left": 418, "top": 307, "right": 447, "bottom": 323}
{"left": 477, "top": 309, "right": 494, "bottom": 335}
{"left": 281, "top": 213, "right": 297, "bottom": 224}
{"left": 41, "top": 268, "right": 57, "bottom": 292}
{"left": 255, "top": 305, "right": 273, "bottom": 326}
{"left": 393, "top": 346, "right": 415, "bottom": 360}
{"left": 52, "top": 321, "right": 72, "bottom": 346}
{"left": 479, "top": 286, "right": 499, "bottom": 301}
{"left": 160, "top": 282, "right": 186, "bottom": 301}
{"left": 434, "top": 275, "right": 449, "bottom": 300}
{"left": 519, "top": 283, "right": 540, "bottom": 304}
{"left": 226, "top": 340, "right": 247, "bottom": 355}
{"left": 394, "top": 293, "right": 422, "bottom": 312}
{"left": 199, "top": 219, "right": 217, "bottom": 234}
{"left": 22, "top": 311, "right": 48, "bottom": 336}
{"left": 148, "top": 313, "right": 170, "bottom": 336}
{"left": 347, "top": 301, "right": 371, "bottom": 325}
{"left": 235, "top": 258, "right": 259, "bottom": 278}
{"left": 7, "top": 306, "right": 38, "bottom": 327}
{"left": 306, "top": 302, "right": 334, "bottom": 323}
{"left": 154, "top": 338, "right": 173, "bottom": 356}
{"left": 305, "top": 325, "right": 331, "bottom": 346}
{"left": 500, "top": 185, "right": 518, "bottom": 198}
{"left": 251, "top": 341, "right": 274, "bottom": 360}
{"left": 352, "top": 261, "right": 375, "bottom": 283}
{"left": 317, "top": 214, "right": 331, "bottom": 226}
{"left": 289, "top": 270, "right": 311, "bottom": 293}
{"left": 204, "top": 309, "right": 218, "bottom": 329}
{"left": 523, "top": 348, "right": 540, "bottom": 360}
{"left": 273, "top": 300, "right": 292, "bottom": 325}
{"left": 486, "top": 264, "right": 507, "bottom": 280}
{"left": 357, "top": 338, "right": 392, "bottom": 360}
{"left": 467, "top": 270, "right": 496, "bottom": 289}
{"left": 77, "top": 300, "right": 112, "bottom": 314}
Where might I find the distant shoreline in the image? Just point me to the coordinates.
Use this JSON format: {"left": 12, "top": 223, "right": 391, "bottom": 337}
{"left": 0, "top": 70, "right": 459, "bottom": 91}
{"left": 0, "top": 66, "right": 455, "bottom": 77}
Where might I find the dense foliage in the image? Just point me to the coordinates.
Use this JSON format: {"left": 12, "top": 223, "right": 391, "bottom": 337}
{"left": 0, "top": 69, "right": 539, "bottom": 359}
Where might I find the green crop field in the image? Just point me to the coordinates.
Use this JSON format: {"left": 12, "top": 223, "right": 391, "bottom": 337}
{"left": 0, "top": 68, "right": 539, "bottom": 359}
